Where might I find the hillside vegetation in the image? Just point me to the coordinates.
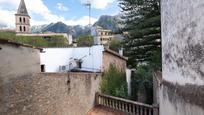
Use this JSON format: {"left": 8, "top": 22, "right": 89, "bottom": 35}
{"left": 0, "top": 31, "right": 69, "bottom": 47}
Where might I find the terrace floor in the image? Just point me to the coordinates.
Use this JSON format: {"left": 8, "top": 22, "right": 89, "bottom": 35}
{"left": 86, "top": 105, "right": 126, "bottom": 115}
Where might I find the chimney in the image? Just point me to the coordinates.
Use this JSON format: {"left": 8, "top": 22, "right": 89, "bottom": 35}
{"left": 119, "top": 48, "right": 124, "bottom": 56}
{"left": 73, "top": 39, "right": 77, "bottom": 47}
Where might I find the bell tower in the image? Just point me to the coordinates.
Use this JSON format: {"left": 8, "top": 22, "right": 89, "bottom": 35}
{"left": 15, "top": 0, "right": 31, "bottom": 34}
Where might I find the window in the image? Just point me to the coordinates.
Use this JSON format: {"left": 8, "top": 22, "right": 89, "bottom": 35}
{"left": 23, "top": 18, "right": 26, "bottom": 23}
{"left": 41, "top": 65, "right": 45, "bottom": 72}
{"left": 24, "top": 26, "right": 26, "bottom": 32}
{"left": 62, "top": 66, "right": 66, "bottom": 70}
{"left": 19, "top": 26, "right": 22, "bottom": 31}
{"left": 19, "top": 17, "right": 22, "bottom": 23}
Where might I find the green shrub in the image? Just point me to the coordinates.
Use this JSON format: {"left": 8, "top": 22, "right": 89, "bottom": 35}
{"left": 109, "top": 39, "right": 122, "bottom": 52}
{"left": 130, "top": 50, "right": 161, "bottom": 104}
{"left": 100, "top": 65, "right": 128, "bottom": 98}
{"left": 0, "top": 31, "right": 69, "bottom": 47}
{"left": 131, "top": 65, "right": 153, "bottom": 104}
{"left": 77, "top": 35, "right": 93, "bottom": 46}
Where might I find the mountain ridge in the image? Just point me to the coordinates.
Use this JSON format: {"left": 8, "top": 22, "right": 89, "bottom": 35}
{"left": 31, "top": 15, "right": 122, "bottom": 38}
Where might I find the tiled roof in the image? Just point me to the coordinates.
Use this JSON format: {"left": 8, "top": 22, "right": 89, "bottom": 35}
{"left": 0, "top": 39, "right": 42, "bottom": 51}
{"left": 104, "top": 48, "right": 128, "bottom": 61}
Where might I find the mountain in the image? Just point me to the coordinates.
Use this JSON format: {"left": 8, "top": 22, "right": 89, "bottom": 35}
{"left": 0, "top": 24, "right": 9, "bottom": 29}
{"left": 93, "top": 15, "right": 122, "bottom": 32}
{"left": 31, "top": 24, "right": 48, "bottom": 33}
{"left": 31, "top": 15, "right": 122, "bottom": 38}
{"left": 31, "top": 22, "right": 90, "bottom": 38}
{"left": 42, "top": 22, "right": 70, "bottom": 33}
{"left": 69, "top": 25, "right": 90, "bottom": 38}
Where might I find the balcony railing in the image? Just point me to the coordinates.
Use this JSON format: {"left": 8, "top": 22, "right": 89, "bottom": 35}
{"left": 95, "top": 93, "right": 159, "bottom": 115}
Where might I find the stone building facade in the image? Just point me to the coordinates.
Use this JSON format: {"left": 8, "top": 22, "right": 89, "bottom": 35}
{"left": 161, "top": 0, "right": 204, "bottom": 115}
{"left": 0, "top": 40, "right": 102, "bottom": 115}
{"left": 91, "top": 26, "right": 114, "bottom": 45}
{"left": 0, "top": 39, "right": 41, "bottom": 78}
{"left": 103, "top": 48, "right": 127, "bottom": 72}
{"left": 15, "top": 0, "right": 31, "bottom": 34}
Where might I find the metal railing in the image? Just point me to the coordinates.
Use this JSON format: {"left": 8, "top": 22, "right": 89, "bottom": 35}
{"left": 95, "top": 93, "right": 159, "bottom": 115}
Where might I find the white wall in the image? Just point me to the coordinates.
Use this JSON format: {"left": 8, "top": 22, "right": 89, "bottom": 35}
{"left": 91, "top": 26, "right": 98, "bottom": 36}
{"left": 126, "top": 69, "right": 131, "bottom": 96}
{"left": 68, "top": 34, "right": 73, "bottom": 45}
{"left": 40, "top": 45, "right": 104, "bottom": 72}
{"left": 94, "top": 36, "right": 101, "bottom": 45}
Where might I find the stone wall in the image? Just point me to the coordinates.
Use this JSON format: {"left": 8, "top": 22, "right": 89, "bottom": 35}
{"left": 161, "top": 0, "right": 204, "bottom": 115}
{"left": 0, "top": 72, "right": 101, "bottom": 115}
{"left": 103, "top": 51, "right": 127, "bottom": 72}
{"left": 0, "top": 43, "right": 41, "bottom": 78}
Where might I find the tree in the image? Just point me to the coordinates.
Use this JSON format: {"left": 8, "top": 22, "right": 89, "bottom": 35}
{"left": 100, "top": 65, "right": 128, "bottom": 98}
{"left": 76, "top": 35, "right": 93, "bottom": 46}
{"left": 131, "top": 65, "right": 154, "bottom": 104}
{"left": 119, "top": 0, "right": 161, "bottom": 68}
{"left": 109, "top": 39, "right": 122, "bottom": 52}
{"left": 119, "top": 0, "right": 161, "bottom": 104}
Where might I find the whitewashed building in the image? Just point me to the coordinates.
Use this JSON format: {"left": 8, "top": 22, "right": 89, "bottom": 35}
{"left": 40, "top": 45, "right": 128, "bottom": 73}
{"left": 40, "top": 45, "right": 104, "bottom": 72}
{"left": 91, "top": 26, "right": 114, "bottom": 45}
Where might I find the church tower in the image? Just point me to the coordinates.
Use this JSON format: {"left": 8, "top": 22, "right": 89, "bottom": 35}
{"left": 15, "top": 0, "right": 31, "bottom": 34}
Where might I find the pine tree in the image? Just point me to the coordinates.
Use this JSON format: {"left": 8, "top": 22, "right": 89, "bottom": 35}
{"left": 119, "top": 0, "right": 161, "bottom": 68}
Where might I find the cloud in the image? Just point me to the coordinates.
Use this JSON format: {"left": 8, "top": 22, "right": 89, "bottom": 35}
{"left": 81, "top": 0, "right": 115, "bottom": 9}
{"left": 64, "top": 16, "right": 97, "bottom": 26}
{"left": 31, "top": 16, "right": 98, "bottom": 26}
{"left": 0, "top": 0, "right": 19, "bottom": 7}
{"left": 0, "top": 0, "right": 97, "bottom": 28}
{"left": 0, "top": 8, "right": 16, "bottom": 28}
{"left": 57, "top": 3, "right": 68, "bottom": 11}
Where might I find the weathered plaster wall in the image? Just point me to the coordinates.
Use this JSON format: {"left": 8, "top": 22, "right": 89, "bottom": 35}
{"left": 0, "top": 44, "right": 40, "bottom": 78}
{"left": 0, "top": 72, "right": 101, "bottom": 115}
{"left": 160, "top": 82, "right": 204, "bottom": 115}
{"left": 103, "top": 52, "right": 126, "bottom": 72}
{"left": 161, "top": 0, "right": 204, "bottom": 115}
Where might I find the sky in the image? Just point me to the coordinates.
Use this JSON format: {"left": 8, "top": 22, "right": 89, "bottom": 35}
{"left": 0, "top": 0, "right": 120, "bottom": 28}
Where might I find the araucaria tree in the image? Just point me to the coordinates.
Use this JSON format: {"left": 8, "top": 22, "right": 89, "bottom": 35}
{"left": 119, "top": 0, "right": 161, "bottom": 104}
{"left": 119, "top": 0, "right": 161, "bottom": 68}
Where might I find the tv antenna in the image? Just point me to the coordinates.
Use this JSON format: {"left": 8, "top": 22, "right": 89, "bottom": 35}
{"left": 84, "top": 0, "right": 91, "bottom": 27}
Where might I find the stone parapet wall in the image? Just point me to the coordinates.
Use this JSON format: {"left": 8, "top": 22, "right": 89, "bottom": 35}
{"left": 0, "top": 72, "right": 101, "bottom": 115}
